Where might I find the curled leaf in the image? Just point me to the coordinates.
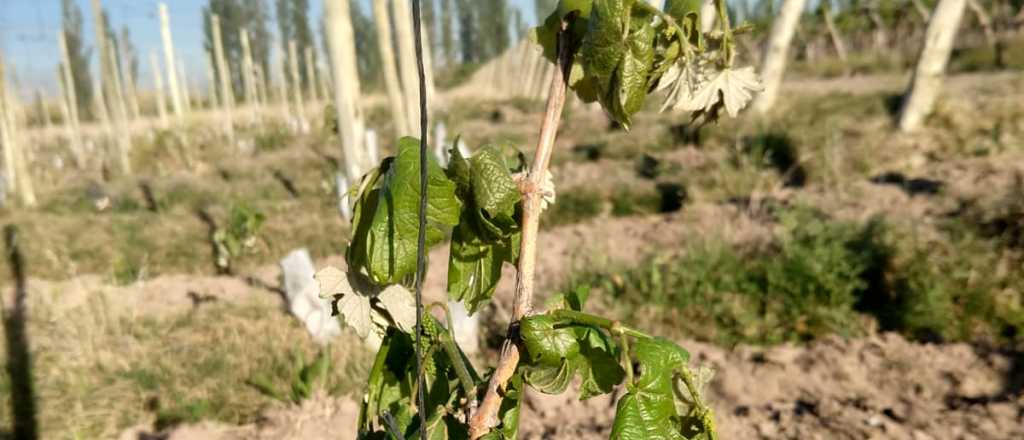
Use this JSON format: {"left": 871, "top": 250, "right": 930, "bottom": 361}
{"left": 376, "top": 284, "right": 417, "bottom": 333}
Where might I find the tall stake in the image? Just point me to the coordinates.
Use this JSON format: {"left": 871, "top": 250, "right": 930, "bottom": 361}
{"left": 752, "top": 0, "right": 807, "bottom": 113}
{"left": 372, "top": 0, "right": 410, "bottom": 136}
{"left": 304, "top": 46, "right": 320, "bottom": 103}
{"left": 159, "top": 3, "right": 185, "bottom": 118}
{"left": 240, "top": 29, "right": 257, "bottom": 110}
{"left": 899, "top": 0, "right": 967, "bottom": 132}
{"left": 324, "top": 0, "right": 368, "bottom": 182}
{"left": 288, "top": 40, "right": 307, "bottom": 126}
{"left": 177, "top": 58, "right": 193, "bottom": 113}
{"left": 0, "top": 56, "right": 37, "bottom": 207}
{"left": 393, "top": 0, "right": 422, "bottom": 138}
{"left": 107, "top": 44, "right": 132, "bottom": 173}
{"left": 58, "top": 30, "right": 84, "bottom": 167}
{"left": 149, "top": 52, "right": 168, "bottom": 128}
{"left": 211, "top": 14, "right": 235, "bottom": 139}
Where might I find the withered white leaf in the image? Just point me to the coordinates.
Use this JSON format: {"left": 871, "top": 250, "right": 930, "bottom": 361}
{"left": 314, "top": 266, "right": 351, "bottom": 299}
{"left": 376, "top": 284, "right": 417, "bottom": 333}
{"left": 336, "top": 292, "right": 373, "bottom": 338}
{"left": 672, "top": 67, "right": 763, "bottom": 118}
{"left": 539, "top": 170, "right": 556, "bottom": 211}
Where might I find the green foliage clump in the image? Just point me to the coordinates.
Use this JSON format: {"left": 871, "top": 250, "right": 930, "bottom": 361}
{"left": 213, "top": 202, "right": 266, "bottom": 273}
{"left": 579, "top": 206, "right": 890, "bottom": 345}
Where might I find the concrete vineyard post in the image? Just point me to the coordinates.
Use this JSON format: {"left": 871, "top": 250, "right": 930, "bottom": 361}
{"left": 392, "top": 0, "right": 421, "bottom": 139}
{"left": 150, "top": 52, "right": 169, "bottom": 128}
{"left": 57, "top": 30, "right": 85, "bottom": 167}
{"left": 159, "top": 3, "right": 185, "bottom": 118}
{"left": 899, "top": 0, "right": 967, "bottom": 132}
{"left": 304, "top": 46, "right": 320, "bottom": 103}
{"left": 211, "top": 14, "right": 235, "bottom": 140}
{"left": 752, "top": 0, "right": 807, "bottom": 114}
{"left": 0, "top": 56, "right": 36, "bottom": 207}
{"left": 372, "top": 0, "right": 410, "bottom": 136}
{"left": 241, "top": 28, "right": 258, "bottom": 120}
{"left": 288, "top": 39, "right": 307, "bottom": 128}
{"left": 324, "top": 0, "right": 369, "bottom": 182}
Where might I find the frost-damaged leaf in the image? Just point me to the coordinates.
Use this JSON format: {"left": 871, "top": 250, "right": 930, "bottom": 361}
{"left": 520, "top": 315, "right": 580, "bottom": 366}
{"left": 347, "top": 137, "right": 462, "bottom": 285}
{"left": 376, "top": 284, "right": 416, "bottom": 333}
{"left": 314, "top": 266, "right": 351, "bottom": 299}
{"left": 337, "top": 291, "right": 373, "bottom": 338}
{"left": 665, "top": 66, "right": 763, "bottom": 120}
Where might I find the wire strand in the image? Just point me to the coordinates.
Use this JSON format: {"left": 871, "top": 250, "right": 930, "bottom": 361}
{"left": 410, "top": 0, "right": 429, "bottom": 439}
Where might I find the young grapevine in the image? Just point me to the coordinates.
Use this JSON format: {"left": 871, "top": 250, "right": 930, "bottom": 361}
{"left": 314, "top": 1, "right": 761, "bottom": 438}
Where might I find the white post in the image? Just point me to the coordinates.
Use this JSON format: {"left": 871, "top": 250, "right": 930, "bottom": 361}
{"left": 324, "top": 0, "right": 369, "bottom": 181}
{"left": 752, "top": 0, "right": 807, "bottom": 114}
{"left": 898, "top": 0, "right": 967, "bottom": 132}
{"left": 149, "top": 52, "right": 168, "bottom": 128}
{"left": 372, "top": 0, "right": 410, "bottom": 136}
{"left": 159, "top": 3, "right": 185, "bottom": 118}
{"left": 211, "top": 14, "right": 235, "bottom": 139}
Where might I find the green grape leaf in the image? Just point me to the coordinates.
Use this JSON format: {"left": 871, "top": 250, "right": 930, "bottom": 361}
{"left": 447, "top": 219, "right": 516, "bottom": 313}
{"left": 446, "top": 143, "right": 522, "bottom": 313}
{"left": 520, "top": 315, "right": 580, "bottom": 366}
{"left": 534, "top": 0, "right": 595, "bottom": 63}
{"left": 578, "top": 341, "right": 625, "bottom": 399}
{"left": 611, "top": 389, "right": 686, "bottom": 440}
{"left": 347, "top": 137, "right": 462, "bottom": 285}
{"left": 633, "top": 337, "right": 690, "bottom": 395}
{"left": 582, "top": 0, "right": 657, "bottom": 128}
{"left": 524, "top": 358, "right": 577, "bottom": 394}
{"left": 664, "top": 0, "right": 703, "bottom": 42}
{"left": 469, "top": 146, "right": 521, "bottom": 218}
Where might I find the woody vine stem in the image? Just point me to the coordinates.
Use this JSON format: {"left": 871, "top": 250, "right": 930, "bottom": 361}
{"left": 467, "top": 15, "right": 577, "bottom": 439}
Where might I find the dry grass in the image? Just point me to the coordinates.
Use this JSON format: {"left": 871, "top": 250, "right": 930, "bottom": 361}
{"left": 0, "top": 290, "right": 372, "bottom": 439}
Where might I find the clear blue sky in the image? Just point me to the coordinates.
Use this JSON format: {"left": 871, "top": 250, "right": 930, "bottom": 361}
{"left": 0, "top": 0, "right": 541, "bottom": 98}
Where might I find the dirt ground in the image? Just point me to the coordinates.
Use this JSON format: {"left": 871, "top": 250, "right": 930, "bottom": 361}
{"left": 6, "top": 67, "right": 1024, "bottom": 438}
{"left": 117, "top": 333, "right": 1023, "bottom": 440}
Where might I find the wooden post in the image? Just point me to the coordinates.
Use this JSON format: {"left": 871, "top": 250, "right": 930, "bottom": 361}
{"left": 288, "top": 39, "right": 307, "bottom": 125}
{"left": 120, "top": 42, "right": 141, "bottom": 120}
{"left": 240, "top": 29, "right": 257, "bottom": 108}
{"left": 58, "top": 30, "right": 85, "bottom": 166}
{"left": 89, "top": 0, "right": 111, "bottom": 122}
{"left": 149, "top": 52, "right": 168, "bottom": 128}
{"left": 821, "top": 3, "right": 848, "bottom": 63}
{"left": 160, "top": 3, "right": 185, "bottom": 118}
{"left": 0, "top": 55, "right": 37, "bottom": 207}
{"left": 392, "top": 0, "right": 421, "bottom": 137}
{"left": 205, "top": 50, "right": 219, "bottom": 110}
{"left": 752, "top": 0, "right": 807, "bottom": 113}
{"left": 372, "top": 0, "right": 410, "bottom": 136}
{"left": 324, "top": 0, "right": 369, "bottom": 182}
{"left": 177, "top": 57, "right": 193, "bottom": 113}
{"left": 107, "top": 44, "right": 133, "bottom": 173}
{"left": 274, "top": 44, "right": 291, "bottom": 116}
{"left": 254, "top": 64, "right": 268, "bottom": 108}
{"left": 304, "top": 46, "right": 320, "bottom": 103}
{"left": 899, "top": 0, "right": 967, "bottom": 132}
{"left": 211, "top": 14, "right": 235, "bottom": 139}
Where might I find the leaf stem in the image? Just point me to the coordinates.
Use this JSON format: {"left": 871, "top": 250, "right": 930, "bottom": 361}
{"left": 466, "top": 15, "right": 576, "bottom": 440}
{"left": 429, "top": 303, "right": 479, "bottom": 398}
{"left": 548, "top": 309, "right": 652, "bottom": 339}
{"left": 633, "top": 0, "right": 691, "bottom": 49}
